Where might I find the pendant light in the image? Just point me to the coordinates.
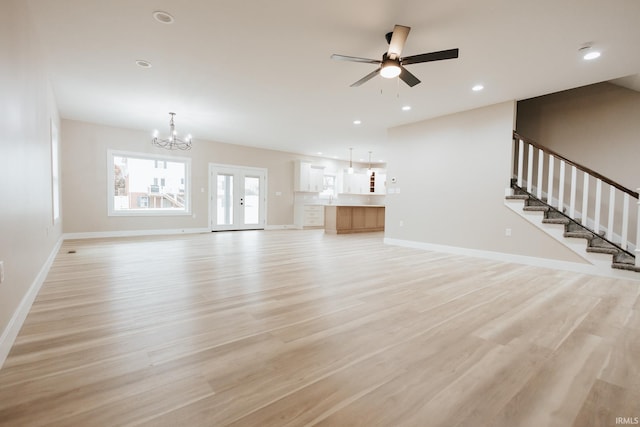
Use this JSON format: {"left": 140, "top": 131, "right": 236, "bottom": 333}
{"left": 348, "top": 147, "right": 354, "bottom": 174}
{"left": 152, "top": 112, "right": 192, "bottom": 150}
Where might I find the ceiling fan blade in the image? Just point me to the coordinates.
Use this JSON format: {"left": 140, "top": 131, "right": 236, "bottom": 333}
{"left": 401, "top": 48, "right": 459, "bottom": 65}
{"left": 399, "top": 66, "right": 421, "bottom": 87}
{"left": 350, "top": 68, "right": 381, "bottom": 87}
{"left": 331, "top": 54, "right": 381, "bottom": 65}
{"left": 387, "top": 25, "right": 411, "bottom": 59}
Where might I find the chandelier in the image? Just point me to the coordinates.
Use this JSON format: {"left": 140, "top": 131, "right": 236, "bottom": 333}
{"left": 152, "top": 112, "right": 192, "bottom": 150}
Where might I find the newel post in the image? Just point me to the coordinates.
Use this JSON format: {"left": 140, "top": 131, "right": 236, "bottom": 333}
{"left": 636, "top": 188, "right": 640, "bottom": 267}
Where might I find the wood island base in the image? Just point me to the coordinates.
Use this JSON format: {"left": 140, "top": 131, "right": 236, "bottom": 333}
{"left": 324, "top": 205, "right": 385, "bottom": 234}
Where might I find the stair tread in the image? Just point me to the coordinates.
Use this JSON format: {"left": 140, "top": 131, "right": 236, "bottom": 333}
{"left": 523, "top": 206, "right": 549, "bottom": 212}
{"left": 612, "top": 262, "right": 640, "bottom": 272}
{"left": 586, "top": 247, "right": 620, "bottom": 255}
{"left": 506, "top": 195, "right": 529, "bottom": 200}
{"left": 564, "top": 231, "right": 593, "bottom": 239}
{"left": 542, "top": 218, "right": 570, "bottom": 224}
{"left": 526, "top": 200, "right": 547, "bottom": 206}
{"left": 589, "top": 241, "right": 618, "bottom": 249}
{"left": 614, "top": 252, "right": 635, "bottom": 262}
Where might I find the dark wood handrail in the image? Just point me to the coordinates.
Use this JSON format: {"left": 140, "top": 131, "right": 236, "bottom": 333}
{"left": 513, "top": 131, "right": 639, "bottom": 199}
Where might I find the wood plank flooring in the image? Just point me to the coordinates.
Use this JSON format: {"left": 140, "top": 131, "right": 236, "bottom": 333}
{"left": 0, "top": 230, "right": 639, "bottom": 426}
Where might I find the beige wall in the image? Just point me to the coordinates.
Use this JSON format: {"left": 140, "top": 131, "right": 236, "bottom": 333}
{"left": 516, "top": 82, "right": 640, "bottom": 189}
{"left": 61, "top": 119, "right": 356, "bottom": 233}
{"left": 0, "top": 1, "right": 62, "bottom": 344}
{"left": 385, "top": 101, "right": 584, "bottom": 262}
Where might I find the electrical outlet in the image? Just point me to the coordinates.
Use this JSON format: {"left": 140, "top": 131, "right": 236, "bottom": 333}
{"left": 0, "top": 261, "right": 4, "bottom": 284}
{"left": 505, "top": 228, "right": 512, "bottom": 237}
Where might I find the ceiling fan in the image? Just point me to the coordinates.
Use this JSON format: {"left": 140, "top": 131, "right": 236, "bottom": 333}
{"left": 331, "top": 25, "right": 459, "bottom": 87}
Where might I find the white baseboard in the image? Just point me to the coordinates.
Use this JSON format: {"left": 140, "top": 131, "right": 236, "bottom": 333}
{"left": 0, "top": 237, "right": 64, "bottom": 370}
{"left": 63, "top": 227, "right": 210, "bottom": 240}
{"left": 384, "top": 237, "right": 640, "bottom": 281}
{"left": 265, "top": 224, "right": 302, "bottom": 230}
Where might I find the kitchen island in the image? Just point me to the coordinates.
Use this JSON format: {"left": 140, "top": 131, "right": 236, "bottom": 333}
{"left": 324, "top": 205, "right": 385, "bottom": 234}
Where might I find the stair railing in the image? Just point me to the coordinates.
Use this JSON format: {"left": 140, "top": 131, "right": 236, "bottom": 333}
{"left": 512, "top": 131, "right": 640, "bottom": 267}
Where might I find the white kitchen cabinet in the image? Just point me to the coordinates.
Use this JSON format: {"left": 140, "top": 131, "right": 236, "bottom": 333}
{"left": 294, "top": 161, "right": 324, "bottom": 192}
{"left": 373, "top": 172, "right": 386, "bottom": 194}
{"left": 340, "top": 170, "right": 367, "bottom": 194}
{"left": 303, "top": 205, "right": 324, "bottom": 228}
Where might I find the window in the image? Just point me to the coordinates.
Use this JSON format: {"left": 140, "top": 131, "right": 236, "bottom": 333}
{"left": 320, "top": 174, "right": 336, "bottom": 198}
{"left": 51, "top": 120, "right": 60, "bottom": 223}
{"left": 108, "top": 150, "right": 191, "bottom": 216}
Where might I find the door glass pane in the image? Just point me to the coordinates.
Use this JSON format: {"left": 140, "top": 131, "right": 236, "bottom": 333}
{"left": 217, "top": 174, "right": 233, "bottom": 225}
{"left": 244, "top": 176, "right": 260, "bottom": 225}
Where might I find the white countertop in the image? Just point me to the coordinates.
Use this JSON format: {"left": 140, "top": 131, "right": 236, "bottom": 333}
{"left": 322, "top": 204, "right": 385, "bottom": 208}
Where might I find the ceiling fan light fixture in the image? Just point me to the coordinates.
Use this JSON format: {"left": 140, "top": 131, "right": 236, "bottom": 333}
{"left": 380, "top": 60, "right": 401, "bottom": 78}
{"left": 331, "top": 24, "right": 459, "bottom": 87}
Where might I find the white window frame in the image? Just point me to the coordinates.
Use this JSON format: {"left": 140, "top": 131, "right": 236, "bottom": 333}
{"left": 50, "top": 120, "right": 61, "bottom": 224}
{"left": 107, "top": 149, "right": 191, "bottom": 216}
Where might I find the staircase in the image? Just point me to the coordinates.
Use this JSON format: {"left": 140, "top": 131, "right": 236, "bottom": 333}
{"left": 507, "top": 182, "right": 640, "bottom": 272}
{"left": 507, "top": 132, "right": 640, "bottom": 274}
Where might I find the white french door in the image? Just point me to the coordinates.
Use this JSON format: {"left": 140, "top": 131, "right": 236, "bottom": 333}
{"left": 209, "top": 164, "right": 267, "bottom": 231}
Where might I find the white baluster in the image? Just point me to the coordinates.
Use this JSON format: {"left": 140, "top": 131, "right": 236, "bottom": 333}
{"left": 581, "top": 173, "right": 589, "bottom": 226}
{"left": 558, "top": 160, "right": 565, "bottom": 211}
{"left": 517, "top": 139, "right": 524, "bottom": 188}
{"left": 594, "top": 179, "right": 602, "bottom": 234}
{"left": 537, "top": 149, "right": 544, "bottom": 199}
{"left": 527, "top": 144, "right": 533, "bottom": 193}
{"left": 621, "top": 193, "right": 629, "bottom": 250}
{"left": 569, "top": 166, "right": 577, "bottom": 219}
{"left": 547, "top": 155, "right": 554, "bottom": 206}
{"left": 607, "top": 186, "right": 615, "bottom": 241}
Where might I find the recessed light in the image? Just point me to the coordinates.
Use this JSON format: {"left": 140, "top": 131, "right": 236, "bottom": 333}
{"left": 153, "top": 10, "right": 175, "bottom": 24}
{"left": 401, "top": 105, "right": 411, "bottom": 111}
{"left": 472, "top": 84, "right": 484, "bottom": 91}
{"left": 136, "top": 59, "right": 152, "bottom": 68}
{"left": 579, "top": 46, "right": 601, "bottom": 60}
{"left": 317, "top": 152, "right": 322, "bottom": 155}
{"left": 353, "top": 120, "right": 362, "bottom": 125}
{"left": 578, "top": 43, "right": 601, "bottom": 61}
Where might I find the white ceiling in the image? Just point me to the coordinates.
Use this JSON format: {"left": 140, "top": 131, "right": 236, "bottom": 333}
{"left": 26, "top": 0, "right": 640, "bottom": 163}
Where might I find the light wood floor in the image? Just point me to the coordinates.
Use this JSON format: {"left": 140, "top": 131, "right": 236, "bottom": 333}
{"left": 1, "top": 230, "right": 639, "bottom": 426}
